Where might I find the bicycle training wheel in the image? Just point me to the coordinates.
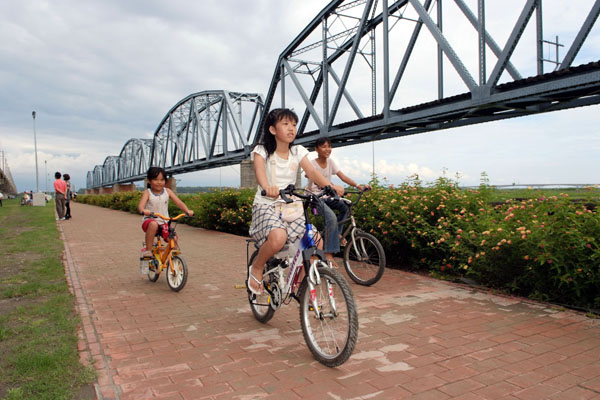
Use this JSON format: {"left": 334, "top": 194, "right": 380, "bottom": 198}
{"left": 343, "top": 230, "right": 386, "bottom": 286}
{"left": 147, "top": 259, "right": 160, "bottom": 282}
{"left": 166, "top": 255, "right": 188, "bottom": 292}
{"left": 247, "top": 250, "right": 275, "bottom": 323}
{"left": 299, "top": 263, "right": 358, "bottom": 367}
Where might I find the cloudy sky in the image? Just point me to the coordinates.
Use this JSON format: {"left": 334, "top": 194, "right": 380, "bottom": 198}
{"left": 1, "top": 0, "right": 599, "bottom": 193}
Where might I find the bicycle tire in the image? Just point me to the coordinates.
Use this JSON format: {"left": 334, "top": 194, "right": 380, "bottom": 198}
{"left": 166, "top": 255, "right": 188, "bottom": 292}
{"left": 299, "top": 264, "right": 358, "bottom": 367}
{"left": 247, "top": 250, "right": 275, "bottom": 323}
{"left": 343, "top": 230, "right": 386, "bottom": 286}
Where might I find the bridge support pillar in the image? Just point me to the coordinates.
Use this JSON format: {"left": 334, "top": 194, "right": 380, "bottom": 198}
{"left": 114, "top": 183, "right": 136, "bottom": 192}
{"left": 100, "top": 186, "right": 113, "bottom": 194}
{"left": 240, "top": 159, "right": 256, "bottom": 188}
{"left": 166, "top": 177, "right": 176, "bottom": 193}
{"left": 240, "top": 158, "right": 302, "bottom": 189}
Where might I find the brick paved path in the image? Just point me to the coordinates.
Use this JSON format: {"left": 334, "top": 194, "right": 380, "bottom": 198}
{"left": 60, "top": 202, "right": 600, "bottom": 400}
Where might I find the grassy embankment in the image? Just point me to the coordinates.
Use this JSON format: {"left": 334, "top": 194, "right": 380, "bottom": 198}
{"left": 0, "top": 198, "right": 94, "bottom": 400}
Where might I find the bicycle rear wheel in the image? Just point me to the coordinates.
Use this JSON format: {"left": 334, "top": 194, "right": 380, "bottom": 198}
{"left": 247, "top": 250, "right": 275, "bottom": 323}
{"left": 299, "top": 264, "right": 358, "bottom": 367}
{"left": 343, "top": 230, "right": 386, "bottom": 286}
{"left": 166, "top": 255, "right": 188, "bottom": 292}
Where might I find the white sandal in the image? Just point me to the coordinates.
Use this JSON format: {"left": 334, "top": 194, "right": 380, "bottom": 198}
{"left": 247, "top": 265, "right": 263, "bottom": 295}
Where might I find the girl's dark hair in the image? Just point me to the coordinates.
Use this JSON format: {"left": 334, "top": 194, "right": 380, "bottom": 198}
{"left": 315, "top": 136, "right": 332, "bottom": 148}
{"left": 147, "top": 167, "right": 166, "bottom": 181}
{"left": 63, "top": 174, "right": 70, "bottom": 181}
{"left": 260, "top": 108, "right": 298, "bottom": 158}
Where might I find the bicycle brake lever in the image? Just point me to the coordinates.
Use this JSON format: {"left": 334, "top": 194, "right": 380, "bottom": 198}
{"left": 280, "top": 184, "right": 295, "bottom": 204}
{"left": 324, "top": 185, "right": 340, "bottom": 200}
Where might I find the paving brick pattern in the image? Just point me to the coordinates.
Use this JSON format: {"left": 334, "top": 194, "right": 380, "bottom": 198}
{"left": 60, "top": 202, "right": 600, "bottom": 400}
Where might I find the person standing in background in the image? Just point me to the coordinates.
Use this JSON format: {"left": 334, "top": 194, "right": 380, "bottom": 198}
{"left": 63, "top": 173, "right": 72, "bottom": 220}
{"left": 53, "top": 172, "right": 67, "bottom": 220}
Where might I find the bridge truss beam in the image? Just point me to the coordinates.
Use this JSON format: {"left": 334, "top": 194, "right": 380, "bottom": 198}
{"left": 259, "top": 0, "right": 600, "bottom": 148}
{"left": 87, "top": 91, "right": 263, "bottom": 188}
{"left": 87, "top": 0, "right": 600, "bottom": 189}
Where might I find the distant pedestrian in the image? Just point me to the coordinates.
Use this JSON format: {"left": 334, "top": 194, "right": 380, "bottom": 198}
{"left": 63, "top": 174, "right": 73, "bottom": 219}
{"left": 54, "top": 172, "right": 67, "bottom": 220}
{"left": 0, "top": 191, "right": 3, "bottom": 207}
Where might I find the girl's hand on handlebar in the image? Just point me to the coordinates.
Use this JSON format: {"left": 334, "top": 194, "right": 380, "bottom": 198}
{"left": 357, "top": 184, "right": 372, "bottom": 192}
{"left": 264, "top": 185, "right": 280, "bottom": 199}
{"left": 186, "top": 210, "right": 194, "bottom": 217}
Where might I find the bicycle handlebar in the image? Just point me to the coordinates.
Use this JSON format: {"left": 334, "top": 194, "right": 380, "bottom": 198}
{"left": 341, "top": 186, "right": 371, "bottom": 204}
{"left": 260, "top": 184, "right": 338, "bottom": 202}
{"left": 148, "top": 212, "right": 188, "bottom": 221}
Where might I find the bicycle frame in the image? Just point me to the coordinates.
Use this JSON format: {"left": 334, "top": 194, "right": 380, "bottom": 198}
{"left": 149, "top": 213, "right": 185, "bottom": 274}
{"left": 249, "top": 186, "right": 338, "bottom": 318}
{"left": 337, "top": 188, "right": 373, "bottom": 262}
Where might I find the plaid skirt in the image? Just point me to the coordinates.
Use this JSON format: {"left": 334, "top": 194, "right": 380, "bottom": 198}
{"left": 249, "top": 203, "right": 306, "bottom": 247}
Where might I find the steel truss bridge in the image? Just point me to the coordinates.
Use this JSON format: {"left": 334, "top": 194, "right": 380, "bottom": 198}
{"left": 88, "top": 0, "right": 600, "bottom": 189}
{"left": 0, "top": 151, "right": 17, "bottom": 196}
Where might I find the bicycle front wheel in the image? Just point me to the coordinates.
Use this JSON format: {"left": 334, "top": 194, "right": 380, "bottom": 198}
{"left": 166, "top": 255, "right": 188, "bottom": 292}
{"left": 247, "top": 250, "right": 275, "bottom": 323}
{"left": 343, "top": 230, "right": 386, "bottom": 286}
{"left": 299, "top": 264, "right": 358, "bottom": 367}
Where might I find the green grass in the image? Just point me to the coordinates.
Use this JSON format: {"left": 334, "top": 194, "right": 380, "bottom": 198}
{"left": 0, "top": 198, "right": 95, "bottom": 400}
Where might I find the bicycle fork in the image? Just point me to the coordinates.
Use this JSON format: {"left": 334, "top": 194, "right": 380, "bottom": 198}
{"left": 307, "top": 261, "right": 338, "bottom": 319}
{"left": 349, "top": 229, "right": 368, "bottom": 262}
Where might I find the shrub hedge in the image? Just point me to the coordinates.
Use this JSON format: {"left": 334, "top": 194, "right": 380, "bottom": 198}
{"left": 77, "top": 179, "right": 600, "bottom": 310}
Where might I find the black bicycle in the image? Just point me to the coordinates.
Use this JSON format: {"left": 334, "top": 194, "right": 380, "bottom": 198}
{"left": 338, "top": 188, "right": 386, "bottom": 286}
{"left": 246, "top": 185, "right": 358, "bottom": 367}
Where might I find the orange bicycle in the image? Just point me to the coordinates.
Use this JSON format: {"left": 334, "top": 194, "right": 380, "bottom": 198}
{"left": 140, "top": 213, "right": 188, "bottom": 292}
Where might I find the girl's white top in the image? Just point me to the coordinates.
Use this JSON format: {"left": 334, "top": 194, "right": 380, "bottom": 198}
{"left": 143, "top": 188, "right": 169, "bottom": 223}
{"left": 252, "top": 144, "right": 309, "bottom": 205}
{"left": 305, "top": 158, "right": 340, "bottom": 195}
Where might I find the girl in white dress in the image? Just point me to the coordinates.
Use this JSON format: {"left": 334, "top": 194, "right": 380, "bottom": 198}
{"left": 247, "top": 108, "right": 344, "bottom": 295}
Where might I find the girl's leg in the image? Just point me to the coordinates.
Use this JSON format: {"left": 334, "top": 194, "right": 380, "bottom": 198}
{"left": 249, "top": 228, "right": 287, "bottom": 293}
{"left": 144, "top": 221, "right": 159, "bottom": 252}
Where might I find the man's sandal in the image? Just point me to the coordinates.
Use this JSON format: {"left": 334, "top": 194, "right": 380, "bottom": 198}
{"left": 247, "top": 265, "right": 263, "bottom": 295}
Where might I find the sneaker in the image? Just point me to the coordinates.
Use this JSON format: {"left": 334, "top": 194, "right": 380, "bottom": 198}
{"left": 59, "top": 217, "right": 66, "bottom": 221}
{"left": 141, "top": 250, "right": 153, "bottom": 258}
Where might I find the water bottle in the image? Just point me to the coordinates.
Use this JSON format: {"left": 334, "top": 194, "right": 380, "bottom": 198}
{"left": 301, "top": 223, "right": 317, "bottom": 249}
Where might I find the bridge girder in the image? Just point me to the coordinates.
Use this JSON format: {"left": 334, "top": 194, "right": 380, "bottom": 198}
{"left": 261, "top": 0, "right": 600, "bottom": 146}
{"left": 87, "top": 0, "right": 600, "bottom": 189}
{"left": 87, "top": 91, "right": 263, "bottom": 188}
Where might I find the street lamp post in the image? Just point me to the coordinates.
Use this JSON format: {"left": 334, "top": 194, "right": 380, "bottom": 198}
{"left": 32, "top": 111, "right": 40, "bottom": 193}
